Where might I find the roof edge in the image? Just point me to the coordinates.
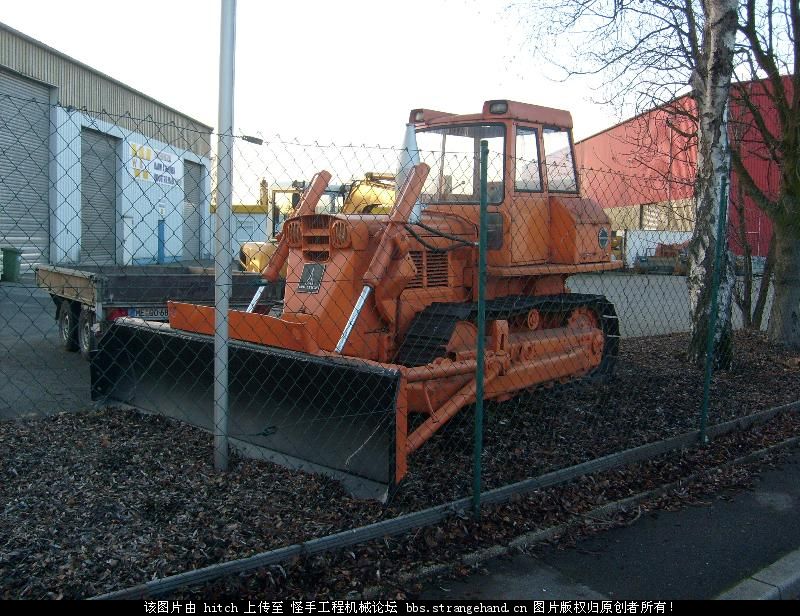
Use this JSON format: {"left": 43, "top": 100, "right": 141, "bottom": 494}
{"left": 1, "top": 21, "right": 213, "bottom": 132}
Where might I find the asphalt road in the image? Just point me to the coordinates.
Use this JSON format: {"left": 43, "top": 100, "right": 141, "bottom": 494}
{"left": 420, "top": 449, "right": 800, "bottom": 600}
{"left": 0, "top": 278, "right": 90, "bottom": 419}
{"left": 0, "top": 271, "right": 774, "bottom": 420}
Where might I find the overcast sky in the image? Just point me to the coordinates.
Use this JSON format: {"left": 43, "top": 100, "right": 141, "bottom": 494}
{"left": 3, "top": 0, "right": 623, "bottom": 147}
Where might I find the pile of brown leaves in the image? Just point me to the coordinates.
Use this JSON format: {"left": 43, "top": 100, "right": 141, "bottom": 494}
{"left": 1, "top": 330, "right": 798, "bottom": 598}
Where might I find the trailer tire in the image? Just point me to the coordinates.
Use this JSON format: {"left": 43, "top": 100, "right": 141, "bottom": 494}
{"left": 58, "top": 301, "right": 79, "bottom": 352}
{"left": 78, "top": 309, "right": 97, "bottom": 361}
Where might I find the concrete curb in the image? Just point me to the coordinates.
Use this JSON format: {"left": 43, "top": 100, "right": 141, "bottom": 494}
{"left": 716, "top": 548, "right": 800, "bottom": 600}
{"left": 361, "top": 475, "right": 697, "bottom": 599}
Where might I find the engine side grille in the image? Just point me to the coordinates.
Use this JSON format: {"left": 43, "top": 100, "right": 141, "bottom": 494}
{"left": 406, "top": 250, "right": 448, "bottom": 289}
{"left": 426, "top": 252, "right": 449, "bottom": 287}
{"left": 408, "top": 251, "right": 424, "bottom": 289}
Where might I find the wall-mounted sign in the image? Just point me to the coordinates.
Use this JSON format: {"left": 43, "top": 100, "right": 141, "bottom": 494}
{"left": 129, "top": 143, "right": 183, "bottom": 188}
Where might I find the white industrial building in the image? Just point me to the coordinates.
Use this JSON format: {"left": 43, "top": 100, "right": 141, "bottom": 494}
{"left": 0, "top": 22, "right": 216, "bottom": 272}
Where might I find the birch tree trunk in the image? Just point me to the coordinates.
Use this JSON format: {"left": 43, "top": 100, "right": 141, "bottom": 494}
{"left": 686, "top": 0, "right": 739, "bottom": 369}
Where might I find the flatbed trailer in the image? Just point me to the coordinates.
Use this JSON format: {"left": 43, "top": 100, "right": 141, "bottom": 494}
{"left": 35, "top": 264, "right": 283, "bottom": 360}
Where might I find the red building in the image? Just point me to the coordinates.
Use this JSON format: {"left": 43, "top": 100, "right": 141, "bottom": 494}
{"left": 574, "top": 78, "right": 787, "bottom": 257}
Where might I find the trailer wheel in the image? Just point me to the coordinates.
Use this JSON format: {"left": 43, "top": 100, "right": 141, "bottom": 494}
{"left": 58, "top": 301, "right": 79, "bottom": 352}
{"left": 78, "top": 309, "right": 97, "bottom": 360}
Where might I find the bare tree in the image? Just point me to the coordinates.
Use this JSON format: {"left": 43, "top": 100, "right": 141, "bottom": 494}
{"left": 515, "top": 0, "right": 739, "bottom": 367}
{"left": 729, "top": 0, "right": 800, "bottom": 349}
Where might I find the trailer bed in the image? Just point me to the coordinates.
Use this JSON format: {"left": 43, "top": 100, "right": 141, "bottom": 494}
{"left": 36, "top": 264, "right": 279, "bottom": 309}
{"left": 35, "top": 263, "right": 284, "bottom": 359}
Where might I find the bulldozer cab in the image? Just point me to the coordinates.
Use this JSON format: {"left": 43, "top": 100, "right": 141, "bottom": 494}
{"left": 411, "top": 100, "right": 604, "bottom": 268}
{"left": 410, "top": 100, "right": 580, "bottom": 208}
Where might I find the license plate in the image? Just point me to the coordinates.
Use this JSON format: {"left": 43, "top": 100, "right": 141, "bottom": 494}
{"left": 128, "top": 307, "right": 169, "bottom": 320}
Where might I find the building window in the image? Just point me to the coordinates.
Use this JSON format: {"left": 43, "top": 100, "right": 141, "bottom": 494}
{"left": 236, "top": 220, "right": 257, "bottom": 243}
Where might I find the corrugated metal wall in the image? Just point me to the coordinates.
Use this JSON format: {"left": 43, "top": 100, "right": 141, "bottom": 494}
{"left": 1, "top": 23, "right": 211, "bottom": 157}
{"left": 728, "top": 79, "right": 783, "bottom": 257}
{"left": 0, "top": 66, "right": 50, "bottom": 272}
{"left": 575, "top": 83, "right": 785, "bottom": 258}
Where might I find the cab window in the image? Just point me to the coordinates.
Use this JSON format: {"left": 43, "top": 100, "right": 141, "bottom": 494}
{"left": 543, "top": 127, "right": 578, "bottom": 193}
{"left": 415, "top": 124, "right": 505, "bottom": 204}
{"left": 515, "top": 127, "right": 542, "bottom": 192}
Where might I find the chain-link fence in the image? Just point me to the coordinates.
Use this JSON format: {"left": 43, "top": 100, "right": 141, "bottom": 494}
{"left": 1, "top": 95, "right": 798, "bottom": 598}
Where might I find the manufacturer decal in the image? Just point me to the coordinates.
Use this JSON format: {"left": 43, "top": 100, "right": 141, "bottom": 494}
{"left": 297, "top": 263, "right": 325, "bottom": 294}
{"left": 598, "top": 227, "right": 609, "bottom": 249}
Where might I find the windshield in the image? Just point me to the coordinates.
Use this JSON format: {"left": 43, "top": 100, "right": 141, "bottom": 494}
{"left": 415, "top": 124, "right": 505, "bottom": 204}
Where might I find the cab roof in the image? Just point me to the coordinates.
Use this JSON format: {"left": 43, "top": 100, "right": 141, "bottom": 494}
{"left": 410, "top": 100, "right": 573, "bottom": 130}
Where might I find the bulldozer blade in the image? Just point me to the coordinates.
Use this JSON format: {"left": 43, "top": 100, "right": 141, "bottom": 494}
{"left": 91, "top": 319, "right": 402, "bottom": 501}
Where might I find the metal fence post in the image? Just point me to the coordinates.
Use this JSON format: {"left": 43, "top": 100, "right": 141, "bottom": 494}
{"left": 472, "top": 139, "right": 489, "bottom": 517}
{"left": 214, "top": 0, "right": 237, "bottom": 471}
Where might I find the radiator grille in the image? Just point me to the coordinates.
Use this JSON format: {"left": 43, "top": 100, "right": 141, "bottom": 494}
{"left": 306, "top": 215, "right": 330, "bottom": 230}
{"left": 303, "top": 250, "right": 329, "bottom": 262}
{"left": 302, "top": 215, "right": 331, "bottom": 261}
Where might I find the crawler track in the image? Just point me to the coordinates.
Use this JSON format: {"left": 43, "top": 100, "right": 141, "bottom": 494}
{"left": 395, "top": 294, "right": 619, "bottom": 380}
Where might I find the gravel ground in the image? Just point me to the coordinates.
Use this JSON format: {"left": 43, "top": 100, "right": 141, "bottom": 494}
{"left": 190, "top": 412, "right": 800, "bottom": 600}
{"left": 1, "top": 330, "right": 798, "bottom": 599}
{"left": 401, "top": 329, "right": 800, "bottom": 500}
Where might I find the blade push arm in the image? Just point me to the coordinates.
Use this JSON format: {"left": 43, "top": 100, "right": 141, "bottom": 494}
{"left": 335, "top": 163, "right": 430, "bottom": 354}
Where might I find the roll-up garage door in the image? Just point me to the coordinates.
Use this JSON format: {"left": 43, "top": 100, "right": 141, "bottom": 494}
{"left": 182, "top": 160, "right": 204, "bottom": 261}
{"left": 0, "top": 68, "right": 51, "bottom": 273}
{"left": 81, "top": 128, "right": 119, "bottom": 265}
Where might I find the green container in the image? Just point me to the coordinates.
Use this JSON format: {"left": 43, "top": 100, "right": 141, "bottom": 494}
{"left": 1, "top": 247, "right": 22, "bottom": 282}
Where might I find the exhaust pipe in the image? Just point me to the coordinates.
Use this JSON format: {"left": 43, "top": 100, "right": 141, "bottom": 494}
{"left": 397, "top": 123, "right": 424, "bottom": 224}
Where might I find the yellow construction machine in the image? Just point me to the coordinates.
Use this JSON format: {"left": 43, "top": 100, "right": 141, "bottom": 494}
{"left": 239, "top": 174, "right": 396, "bottom": 274}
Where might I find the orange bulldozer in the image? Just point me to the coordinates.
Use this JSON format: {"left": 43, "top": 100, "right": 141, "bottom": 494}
{"left": 91, "top": 100, "right": 621, "bottom": 499}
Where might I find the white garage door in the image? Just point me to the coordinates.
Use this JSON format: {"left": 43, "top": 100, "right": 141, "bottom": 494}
{"left": 80, "top": 128, "right": 120, "bottom": 265}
